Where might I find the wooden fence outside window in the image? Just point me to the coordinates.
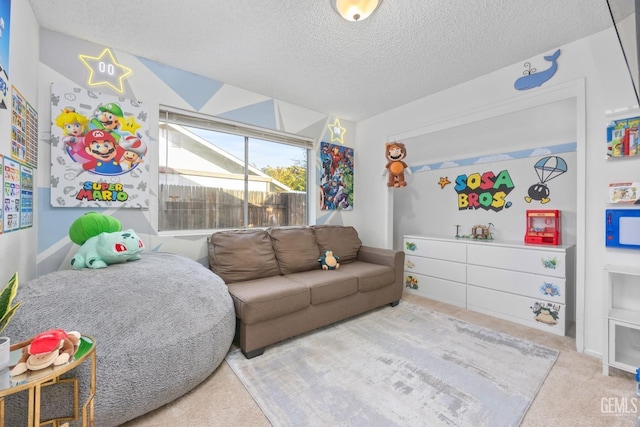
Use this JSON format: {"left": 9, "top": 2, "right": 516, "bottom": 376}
{"left": 159, "top": 184, "right": 306, "bottom": 231}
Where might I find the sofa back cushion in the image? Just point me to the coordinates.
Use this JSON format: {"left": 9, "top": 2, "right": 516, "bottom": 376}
{"left": 208, "top": 229, "right": 281, "bottom": 283}
{"left": 313, "top": 225, "right": 362, "bottom": 264}
{"left": 269, "top": 227, "right": 320, "bottom": 274}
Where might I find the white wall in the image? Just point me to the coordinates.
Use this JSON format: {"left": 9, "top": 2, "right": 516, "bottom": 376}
{"left": 0, "top": 1, "right": 39, "bottom": 284}
{"left": 354, "top": 27, "right": 639, "bottom": 357}
{"left": 34, "top": 30, "right": 358, "bottom": 273}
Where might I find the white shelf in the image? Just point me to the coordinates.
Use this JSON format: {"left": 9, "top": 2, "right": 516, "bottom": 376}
{"left": 604, "top": 264, "right": 640, "bottom": 276}
{"left": 609, "top": 308, "right": 640, "bottom": 324}
{"left": 603, "top": 265, "right": 640, "bottom": 375}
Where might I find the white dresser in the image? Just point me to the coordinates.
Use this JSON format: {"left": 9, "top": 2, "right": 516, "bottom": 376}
{"left": 403, "top": 235, "right": 576, "bottom": 336}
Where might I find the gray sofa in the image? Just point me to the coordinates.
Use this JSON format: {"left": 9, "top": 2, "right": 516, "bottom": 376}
{"left": 208, "top": 225, "right": 404, "bottom": 358}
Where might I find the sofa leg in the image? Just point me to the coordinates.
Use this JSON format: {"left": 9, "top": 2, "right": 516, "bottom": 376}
{"left": 390, "top": 300, "right": 400, "bottom": 307}
{"left": 243, "top": 347, "right": 265, "bottom": 359}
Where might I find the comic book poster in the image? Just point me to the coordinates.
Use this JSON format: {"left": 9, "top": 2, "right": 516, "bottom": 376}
{"left": 0, "top": 0, "right": 10, "bottom": 110}
{"left": 50, "top": 84, "right": 149, "bottom": 208}
{"left": 319, "top": 141, "right": 353, "bottom": 210}
{"left": 3, "top": 156, "right": 20, "bottom": 232}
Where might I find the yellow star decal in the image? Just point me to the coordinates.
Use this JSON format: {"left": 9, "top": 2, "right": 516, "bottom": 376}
{"left": 79, "top": 48, "right": 132, "bottom": 93}
{"left": 120, "top": 116, "right": 142, "bottom": 134}
{"left": 328, "top": 118, "right": 346, "bottom": 144}
{"left": 438, "top": 177, "right": 451, "bottom": 189}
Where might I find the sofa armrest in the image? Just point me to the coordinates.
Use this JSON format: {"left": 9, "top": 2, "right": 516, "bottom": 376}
{"left": 358, "top": 246, "right": 405, "bottom": 300}
{"left": 358, "top": 245, "right": 402, "bottom": 268}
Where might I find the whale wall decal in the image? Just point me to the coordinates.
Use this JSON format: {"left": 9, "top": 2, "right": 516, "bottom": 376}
{"left": 514, "top": 49, "right": 560, "bottom": 91}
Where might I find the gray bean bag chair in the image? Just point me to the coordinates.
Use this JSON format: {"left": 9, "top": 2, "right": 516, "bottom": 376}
{"left": 5, "top": 252, "right": 235, "bottom": 426}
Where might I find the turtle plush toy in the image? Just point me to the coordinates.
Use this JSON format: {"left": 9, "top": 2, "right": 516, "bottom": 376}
{"left": 318, "top": 250, "right": 340, "bottom": 270}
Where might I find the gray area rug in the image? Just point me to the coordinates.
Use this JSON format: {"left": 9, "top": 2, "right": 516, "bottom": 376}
{"left": 226, "top": 302, "right": 558, "bottom": 427}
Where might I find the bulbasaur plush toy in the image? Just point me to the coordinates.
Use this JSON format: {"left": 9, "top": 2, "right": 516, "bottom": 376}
{"left": 71, "top": 229, "right": 145, "bottom": 269}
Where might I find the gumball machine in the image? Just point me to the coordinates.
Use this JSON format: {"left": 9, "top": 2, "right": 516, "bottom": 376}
{"left": 525, "top": 210, "right": 560, "bottom": 245}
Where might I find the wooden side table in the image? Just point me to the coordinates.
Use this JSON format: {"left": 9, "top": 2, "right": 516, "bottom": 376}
{"left": 0, "top": 335, "right": 96, "bottom": 427}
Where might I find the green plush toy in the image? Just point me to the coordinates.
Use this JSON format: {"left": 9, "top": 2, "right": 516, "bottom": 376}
{"left": 69, "top": 212, "right": 144, "bottom": 269}
{"left": 318, "top": 250, "right": 340, "bottom": 270}
{"left": 68, "top": 212, "right": 122, "bottom": 245}
{"left": 71, "top": 229, "right": 145, "bottom": 269}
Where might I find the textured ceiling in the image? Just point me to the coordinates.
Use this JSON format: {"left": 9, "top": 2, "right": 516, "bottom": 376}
{"left": 28, "top": 0, "right": 620, "bottom": 121}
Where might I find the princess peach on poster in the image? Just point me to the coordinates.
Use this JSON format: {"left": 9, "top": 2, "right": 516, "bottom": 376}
{"left": 54, "top": 107, "right": 92, "bottom": 163}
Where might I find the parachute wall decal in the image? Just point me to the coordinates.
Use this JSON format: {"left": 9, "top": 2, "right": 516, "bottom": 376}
{"left": 525, "top": 156, "right": 568, "bottom": 204}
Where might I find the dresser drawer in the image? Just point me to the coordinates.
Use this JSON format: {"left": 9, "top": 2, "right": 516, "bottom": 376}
{"left": 467, "top": 244, "right": 565, "bottom": 277}
{"left": 404, "top": 272, "right": 466, "bottom": 308}
{"left": 405, "top": 255, "right": 466, "bottom": 283}
{"left": 467, "top": 286, "right": 566, "bottom": 335}
{"left": 467, "top": 264, "right": 565, "bottom": 304}
{"left": 404, "top": 238, "right": 466, "bottom": 263}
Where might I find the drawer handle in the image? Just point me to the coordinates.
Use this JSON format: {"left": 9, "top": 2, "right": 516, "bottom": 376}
{"left": 540, "top": 282, "right": 561, "bottom": 297}
{"left": 541, "top": 257, "right": 558, "bottom": 270}
{"left": 406, "top": 260, "right": 414, "bottom": 269}
{"left": 405, "top": 241, "right": 417, "bottom": 252}
{"left": 405, "top": 275, "right": 418, "bottom": 289}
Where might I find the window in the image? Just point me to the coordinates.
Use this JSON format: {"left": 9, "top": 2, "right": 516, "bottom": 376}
{"left": 158, "top": 107, "right": 312, "bottom": 232}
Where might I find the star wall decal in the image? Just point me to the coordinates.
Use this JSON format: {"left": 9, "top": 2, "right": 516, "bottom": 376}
{"left": 438, "top": 177, "right": 451, "bottom": 189}
{"left": 120, "top": 116, "right": 142, "bottom": 134}
{"left": 328, "top": 118, "right": 346, "bottom": 144}
{"left": 79, "top": 48, "right": 132, "bottom": 93}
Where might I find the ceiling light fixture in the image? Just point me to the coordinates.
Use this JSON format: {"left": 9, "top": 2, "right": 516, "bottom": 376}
{"left": 332, "top": 0, "right": 382, "bottom": 22}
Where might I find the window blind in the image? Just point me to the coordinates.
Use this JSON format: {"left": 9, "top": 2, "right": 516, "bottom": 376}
{"left": 160, "top": 106, "right": 314, "bottom": 149}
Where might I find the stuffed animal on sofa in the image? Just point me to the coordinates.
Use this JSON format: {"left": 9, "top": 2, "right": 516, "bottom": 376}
{"left": 71, "top": 229, "right": 145, "bottom": 269}
{"left": 383, "top": 141, "right": 412, "bottom": 188}
{"left": 318, "top": 250, "right": 340, "bottom": 270}
{"left": 10, "top": 328, "right": 81, "bottom": 376}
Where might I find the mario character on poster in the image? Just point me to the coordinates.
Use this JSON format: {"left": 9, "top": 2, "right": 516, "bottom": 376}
{"left": 319, "top": 141, "right": 353, "bottom": 210}
{"left": 50, "top": 84, "right": 149, "bottom": 208}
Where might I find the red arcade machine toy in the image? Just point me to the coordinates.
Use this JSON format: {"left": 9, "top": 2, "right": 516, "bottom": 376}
{"left": 525, "top": 210, "right": 560, "bottom": 245}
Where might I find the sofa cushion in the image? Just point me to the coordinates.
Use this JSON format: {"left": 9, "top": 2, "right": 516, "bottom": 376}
{"left": 269, "top": 227, "right": 320, "bottom": 274}
{"left": 338, "top": 261, "right": 395, "bottom": 292}
{"left": 227, "top": 276, "right": 310, "bottom": 324}
{"left": 208, "top": 229, "right": 281, "bottom": 283}
{"left": 313, "top": 225, "right": 362, "bottom": 264}
{"left": 287, "top": 270, "right": 358, "bottom": 305}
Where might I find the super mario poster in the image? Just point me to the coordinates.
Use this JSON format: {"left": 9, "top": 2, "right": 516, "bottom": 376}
{"left": 50, "top": 84, "right": 149, "bottom": 208}
{"left": 319, "top": 141, "right": 353, "bottom": 210}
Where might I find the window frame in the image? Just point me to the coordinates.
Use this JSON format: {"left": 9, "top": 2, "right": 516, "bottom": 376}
{"left": 158, "top": 106, "right": 314, "bottom": 233}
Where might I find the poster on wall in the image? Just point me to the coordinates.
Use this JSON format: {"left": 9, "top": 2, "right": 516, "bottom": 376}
{"left": 319, "top": 141, "right": 353, "bottom": 210}
{"left": 3, "top": 156, "right": 20, "bottom": 232}
{"left": 11, "top": 86, "right": 37, "bottom": 167}
{"left": 20, "top": 164, "right": 32, "bottom": 228}
{"left": 50, "top": 83, "right": 150, "bottom": 208}
{"left": 0, "top": 0, "right": 10, "bottom": 110}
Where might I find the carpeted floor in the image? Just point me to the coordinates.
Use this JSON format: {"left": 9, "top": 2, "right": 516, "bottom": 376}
{"left": 123, "top": 293, "right": 637, "bottom": 427}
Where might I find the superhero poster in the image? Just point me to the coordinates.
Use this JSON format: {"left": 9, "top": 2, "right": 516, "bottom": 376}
{"left": 50, "top": 83, "right": 149, "bottom": 208}
{"left": 319, "top": 141, "right": 353, "bottom": 210}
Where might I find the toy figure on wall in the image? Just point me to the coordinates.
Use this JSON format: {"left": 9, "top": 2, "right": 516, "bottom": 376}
{"left": 524, "top": 156, "right": 567, "bottom": 204}
{"left": 50, "top": 83, "right": 149, "bottom": 208}
{"left": 383, "top": 141, "right": 412, "bottom": 188}
{"left": 319, "top": 141, "right": 353, "bottom": 210}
